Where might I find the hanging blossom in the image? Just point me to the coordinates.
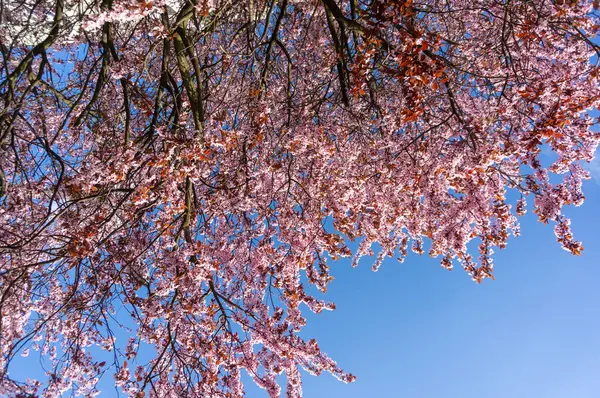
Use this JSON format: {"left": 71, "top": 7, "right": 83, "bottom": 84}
{"left": 1, "top": 0, "right": 600, "bottom": 396}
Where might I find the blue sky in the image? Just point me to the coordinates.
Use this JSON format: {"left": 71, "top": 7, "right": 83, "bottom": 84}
{"left": 243, "top": 177, "right": 600, "bottom": 397}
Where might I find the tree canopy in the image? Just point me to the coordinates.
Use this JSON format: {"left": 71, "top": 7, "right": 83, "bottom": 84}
{"left": 1, "top": 0, "right": 599, "bottom": 396}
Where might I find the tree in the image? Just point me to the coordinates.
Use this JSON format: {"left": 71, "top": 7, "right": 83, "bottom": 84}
{"left": 1, "top": 0, "right": 599, "bottom": 396}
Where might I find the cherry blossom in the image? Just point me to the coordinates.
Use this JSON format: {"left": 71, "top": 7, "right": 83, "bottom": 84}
{"left": 1, "top": 0, "right": 600, "bottom": 396}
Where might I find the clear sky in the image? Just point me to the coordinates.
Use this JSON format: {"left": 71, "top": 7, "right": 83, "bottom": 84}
{"left": 242, "top": 176, "right": 600, "bottom": 397}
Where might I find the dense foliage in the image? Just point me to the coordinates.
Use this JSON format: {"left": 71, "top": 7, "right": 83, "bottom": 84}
{"left": 1, "top": 0, "right": 600, "bottom": 396}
